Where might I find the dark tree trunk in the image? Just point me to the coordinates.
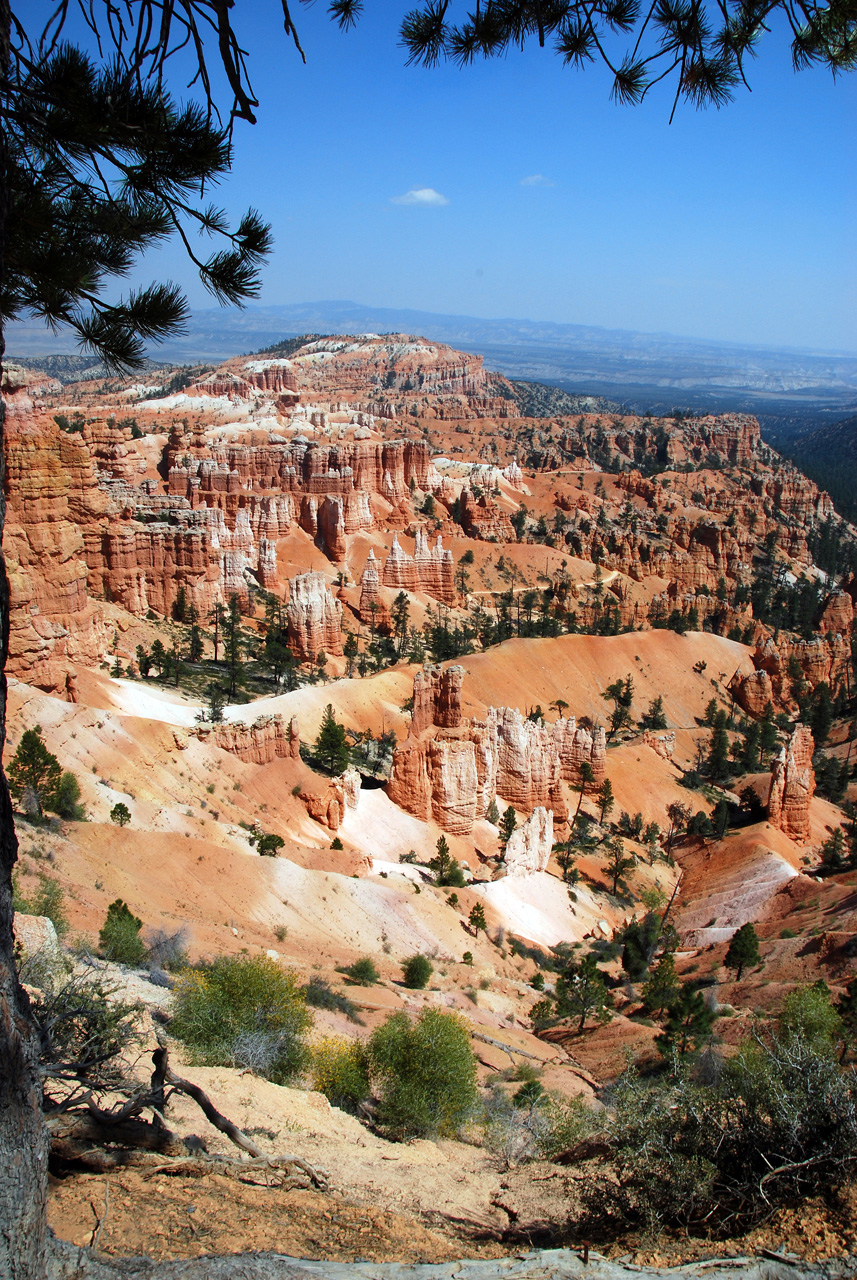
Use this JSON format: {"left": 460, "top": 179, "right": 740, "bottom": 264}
{"left": 0, "top": 2, "right": 52, "bottom": 1271}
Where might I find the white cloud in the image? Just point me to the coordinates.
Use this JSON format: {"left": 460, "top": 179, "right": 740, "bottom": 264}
{"left": 520, "top": 174, "right": 554, "bottom": 187}
{"left": 391, "top": 187, "right": 450, "bottom": 207}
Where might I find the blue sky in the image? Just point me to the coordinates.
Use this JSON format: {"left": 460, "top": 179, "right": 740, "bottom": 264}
{"left": 29, "top": 3, "right": 857, "bottom": 351}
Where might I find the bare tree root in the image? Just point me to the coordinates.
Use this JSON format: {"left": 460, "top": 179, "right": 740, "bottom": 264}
{"left": 48, "top": 1043, "right": 330, "bottom": 1192}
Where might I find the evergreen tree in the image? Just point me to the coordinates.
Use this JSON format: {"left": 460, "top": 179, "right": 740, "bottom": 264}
{"left": 621, "top": 912, "right": 661, "bottom": 980}
{"left": 640, "top": 695, "right": 667, "bottom": 730}
{"left": 604, "top": 836, "right": 635, "bottom": 896}
{"left": 655, "top": 984, "right": 717, "bottom": 1058}
{"left": 485, "top": 797, "right": 500, "bottom": 825}
{"left": 573, "top": 761, "right": 595, "bottom": 824}
{"left": 819, "top": 827, "right": 847, "bottom": 873}
{"left": 597, "top": 778, "right": 615, "bottom": 824}
{"left": 429, "top": 835, "right": 465, "bottom": 887}
{"left": 725, "top": 922, "right": 761, "bottom": 980}
{"left": 808, "top": 682, "right": 833, "bottom": 748}
{"left": 468, "top": 902, "right": 487, "bottom": 937}
{"left": 188, "top": 607, "right": 204, "bottom": 662}
{"left": 666, "top": 801, "right": 691, "bottom": 855}
{"left": 7, "top": 729, "right": 62, "bottom": 817}
{"left": 642, "top": 953, "right": 681, "bottom": 1017}
{"left": 110, "top": 803, "right": 131, "bottom": 828}
{"left": 555, "top": 954, "right": 614, "bottom": 1035}
{"left": 150, "top": 638, "right": 167, "bottom": 678}
{"left": 707, "top": 709, "right": 731, "bottom": 781}
{"left": 703, "top": 697, "right": 719, "bottom": 727}
{"left": 224, "top": 594, "right": 243, "bottom": 699}
{"left": 759, "top": 701, "right": 779, "bottom": 759}
{"left": 314, "top": 705, "right": 350, "bottom": 776}
{"left": 498, "top": 805, "right": 518, "bottom": 855}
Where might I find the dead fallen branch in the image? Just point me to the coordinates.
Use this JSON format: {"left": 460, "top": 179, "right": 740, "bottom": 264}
{"left": 47, "top": 1042, "right": 330, "bottom": 1191}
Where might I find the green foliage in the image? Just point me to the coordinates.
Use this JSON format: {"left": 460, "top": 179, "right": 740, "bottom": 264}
{"left": 109, "top": 802, "right": 131, "bottom": 827}
{"left": 343, "top": 956, "right": 380, "bottom": 986}
{"left": 555, "top": 953, "right": 614, "bottom": 1034}
{"left": 171, "top": 955, "right": 311, "bottom": 1083}
{"left": 778, "top": 982, "right": 843, "bottom": 1050}
{"left": 485, "top": 797, "right": 500, "bottom": 825}
{"left": 53, "top": 771, "right": 85, "bottom": 820}
{"left": 7, "top": 728, "right": 62, "bottom": 816}
{"left": 402, "top": 954, "right": 433, "bottom": 989}
{"left": 312, "top": 1036, "right": 370, "bottom": 1112}
{"left": 639, "top": 695, "right": 667, "bottom": 730}
{"left": 99, "top": 899, "right": 146, "bottom": 966}
{"left": 707, "top": 710, "right": 731, "bottom": 782}
{"left": 621, "top": 912, "right": 661, "bottom": 981}
{"left": 641, "top": 952, "right": 680, "bottom": 1017}
{"left": 257, "top": 833, "right": 284, "bottom": 857}
{"left": 6, "top": 32, "right": 271, "bottom": 371}
{"left": 368, "top": 1008, "right": 478, "bottom": 1139}
{"left": 725, "top": 922, "right": 761, "bottom": 980}
{"left": 468, "top": 902, "right": 487, "bottom": 935}
{"left": 498, "top": 805, "right": 517, "bottom": 853}
{"left": 313, "top": 703, "right": 350, "bottom": 776}
{"left": 604, "top": 836, "right": 635, "bottom": 896}
{"left": 13, "top": 872, "right": 69, "bottom": 941}
{"left": 655, "top": 983, "right": 718, "bottom": 1058}
{"left": 429, "top": 834, "right": 466, "bottom": 886}
{"left": 597, "top": 779, "right": 615, "bottom": 824}
{"left": 584, "top": 1004, "right": 857, "bottom": 1237}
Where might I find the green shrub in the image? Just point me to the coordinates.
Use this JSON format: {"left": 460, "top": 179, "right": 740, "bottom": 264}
{"left": 53, "top": 771, "right": 85, "bottom": 820}
{"left": 99, "top": 899, "right": 146, "bottom": 965}
{"left": 171, "top": 954, "right": 311, "bottom": 1082}
{"left": 483, "top": 1086, "right": 590, "bottom": 1166}
{"left": 401, "top": 953, "right": 433, "bottom": 989}
{"left": 110, "top": 802, "right": 131, "bottom": 827}
{"left": 578, "top": 994, "right": 857, "bottom": 1238}
{"left": 14, "top": 872, "right": 69, "bottom": 941}
{"left": 257, "top": 833, "right": 284, "bottom": 857}
{"left": 312, "top": 1036, "right": 370, "bottom": 1111}
{"left": 343, "top": 956, "right": 380, "bottom": 986}
{"left": 368, "top": 1008, "right": 478, "bottom": 1138}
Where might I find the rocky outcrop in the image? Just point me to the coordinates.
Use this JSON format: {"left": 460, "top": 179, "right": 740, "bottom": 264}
{"left": 286, "top": 571, "right": 343, "bottom": 661}
{"left": 388, "top": 670, "right": 577, "bottom": 833}
{"left": 3, "top": 376, "right": 112, "bottom": 689}
{"left": 459, "top": 488, "right": 514, "bottom": 542}
{"left": 357, "top": 550, "right": 391, "bottom": 631}
{"left": 193, "top": 715, "right": 300, "bottom": 764}
{"left": 552, "top": 717, "right": 607, "bottom": 787}
{"left": 497, "top": 808, "right": 554, "bottom": 877}
{"left": 301, "top": 768, "right": 360, "bottom": 830}
{"left": 641, "top": 729, "right": 676, "bottom": 760}
{"left": 411, "top": 664, "right": 464, "bottom": 736}
{"left": 381, "top": 531, "right": 455, "bottom": 604}
{"left": 767, "top": 725, "right": 815, "bottom": 842}
{"left": 731, "top": 669, "right": 776, "bottom": 718}
{"left": 739, "top": 634, "right": 853, "bottom": 710}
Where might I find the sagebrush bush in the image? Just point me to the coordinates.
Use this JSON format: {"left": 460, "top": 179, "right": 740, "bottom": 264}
{"left": 579, "top": 984, "right": 857, "bottom": 1237}
{"left": 483, "top": 1087, "right": 590, "bottom": 1167}
{"left": 369, "top": 1008, "right": 478, "bottom": 1139}
{"left": 170, "top": 954, "right": 311, "bottom": 1084}
{"left": 312, "top": 1036, "right": 370, "bottom": 1111}
{"left": 303, "top": 975, "right": 362, "bottom": 1023}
